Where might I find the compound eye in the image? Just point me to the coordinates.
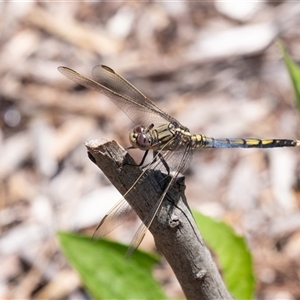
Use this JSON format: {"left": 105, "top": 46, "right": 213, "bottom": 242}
{"left": 137, "top": 133, "right": 152, "bottom": 149}
{"left": 134, "top": 125, "right": 144, "bottom": 134}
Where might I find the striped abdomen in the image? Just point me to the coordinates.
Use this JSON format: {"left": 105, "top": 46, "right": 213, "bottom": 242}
{"left": 191, "top": 135, "right": 300, "bottom": 149}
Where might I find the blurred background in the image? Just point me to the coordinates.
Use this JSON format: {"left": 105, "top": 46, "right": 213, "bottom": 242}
{"left": 1, "top": 1, "right": 300, "bottom": 299}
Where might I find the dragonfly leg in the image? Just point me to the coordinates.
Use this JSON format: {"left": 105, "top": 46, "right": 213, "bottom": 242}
{"left": 140, "top": 151, "right": 170, "bottom": 174}
{"left": 156, "top": 151, "right": 170, "bottom": 175}
{"left": 136, "top": 150, "right": 170, "bottom": 175}
{"left": 136, "top": 149, "right": 149, "bottom": 167}
{"left": 124, "top": 148, "right": 170, "bottom": 176}
{"left": 123, "top": 149, "right": 149, "bottom": 167}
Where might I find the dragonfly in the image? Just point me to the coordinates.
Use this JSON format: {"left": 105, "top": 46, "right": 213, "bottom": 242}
{"left": 58, "top": 65, "right": 300, "bottom": 256}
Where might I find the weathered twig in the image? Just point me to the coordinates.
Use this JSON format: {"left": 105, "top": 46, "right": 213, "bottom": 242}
{"left": 85, "top": 140, "right": 233, "bottom": 300}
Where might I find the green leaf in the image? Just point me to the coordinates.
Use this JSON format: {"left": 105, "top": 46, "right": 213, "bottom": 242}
{"left": 57, "top": 231, "right": 167, "bottom": 300}
{"left": 193, "top": 210, "right": 255, "bottom": 300}
{"left": 280, "top": 41, "right": 300, "bottom": 111}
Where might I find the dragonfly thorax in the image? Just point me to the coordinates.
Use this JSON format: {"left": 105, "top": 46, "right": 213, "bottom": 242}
{"left": 129, "top": 123, "right": 188, "bottom": 152}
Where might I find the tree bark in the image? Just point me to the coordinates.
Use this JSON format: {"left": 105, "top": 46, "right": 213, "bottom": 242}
{"left": 85, "top": 139, "right": 233, "bottom": 300}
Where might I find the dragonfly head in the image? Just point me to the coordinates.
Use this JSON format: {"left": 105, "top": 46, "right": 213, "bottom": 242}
{"left": 129, "top": 125, "right": 152, "bottom": 150}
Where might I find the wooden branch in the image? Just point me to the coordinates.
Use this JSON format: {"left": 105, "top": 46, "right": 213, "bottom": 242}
{"left": 85, "top": 140, "right": 233, "bottom": 300}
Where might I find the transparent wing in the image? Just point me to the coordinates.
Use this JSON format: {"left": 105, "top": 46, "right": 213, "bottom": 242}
{"left": 58, "top": 66, "right": 179, "bottom": 127}
{"left": 125, "top": 139, "right": 193, "bottom": 257}
{"left": 92, "top": 65, "right": 178, "bottom": 125}
{"left": 58, "top": 65, "right": 193, "bottom": 255}
{"left": 92, "top": 145, "right": 183, "bottom": 241}
{"left": 93, "top": 198, "right": 134, "bottom": 239}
